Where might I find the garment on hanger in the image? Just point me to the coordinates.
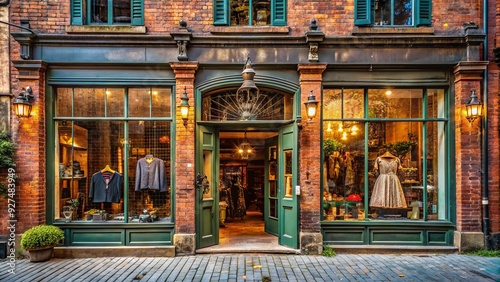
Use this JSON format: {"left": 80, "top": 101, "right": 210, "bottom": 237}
{"left": 135, "top": 156, "right": 167, "bottom": 192}
{"left": 89, "top": 167, "right": 123, "bottom": 203}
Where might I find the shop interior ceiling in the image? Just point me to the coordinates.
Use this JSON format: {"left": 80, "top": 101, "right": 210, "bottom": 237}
{"left": 220, "top": 131, "right": 277, "bottom": 163}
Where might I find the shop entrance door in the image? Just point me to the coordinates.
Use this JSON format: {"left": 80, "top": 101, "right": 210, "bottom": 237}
{"left": 277, "top": 123, "right": 298, "bottom": 249}
{"left": 196, "top": 125, "right": 220, "bottom": 249}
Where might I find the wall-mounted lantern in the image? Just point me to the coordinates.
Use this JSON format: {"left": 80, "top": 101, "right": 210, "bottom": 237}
{"left": 13, "top": 86, "right": 34, "bottom": 118}
{"left": 179, "top": 86, "right": 190, "bottom": 126}
{"left": 304, "top": 90, "right": 319, "bottom": 121}
{"left": 465, "top": 90, "right": 483, "bottom": 124}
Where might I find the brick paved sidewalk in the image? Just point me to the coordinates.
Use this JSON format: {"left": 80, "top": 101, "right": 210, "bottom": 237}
{"left": 1, "top": 254, "right": 499, "bottom": 281}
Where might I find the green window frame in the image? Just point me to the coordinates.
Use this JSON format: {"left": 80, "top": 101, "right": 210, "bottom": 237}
{"left": 71, "top": 0, "right": 144, "bottom": 26}
{"left": 213, "top": 0, "right": 287, "bottom": 26}
{"left": 321, "top": 87, "right": 449, "bottom": 222}
{"left": 355, "top": 0, "right": 431, "bottom": 27}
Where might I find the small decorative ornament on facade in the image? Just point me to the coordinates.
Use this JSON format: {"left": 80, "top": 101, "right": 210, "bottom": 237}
{"left": 13, "top": 86, "right": 34, "bottom": 118}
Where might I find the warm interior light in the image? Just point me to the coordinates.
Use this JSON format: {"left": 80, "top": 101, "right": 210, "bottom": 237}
{"left": 304, "top": 90, "right": 319, "bottom": 121}
{"left": 13, "top": 86, "right": 34, "bottom": 118}
{"left": 326, "top": 123, "right": 332, "bottom": 132}
{"left": 341, "top": 132, "right": 347, "bottom": 140}
{"left": 385, "top": 90, "right": 392, "bottom": 95}
{"left": 338, "top": 124, "right": 343, "bottom": 132}
{"left": 178, "top": 87, "right": 190, "bottom": 125}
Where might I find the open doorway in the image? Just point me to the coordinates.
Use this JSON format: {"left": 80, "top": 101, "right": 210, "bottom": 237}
{"left": 197, "top": 130, "right": 295, "bottom": 253}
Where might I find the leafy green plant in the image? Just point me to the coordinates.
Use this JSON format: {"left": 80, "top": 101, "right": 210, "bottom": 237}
{"left": 20, "top": 225, "right": 64, "bottom": 249}
{"left": 0, "top": 130, "right": 15, "bottom": 168}
{"left": 0, "top": 130, "right": 16, "bottom": 199}
{"left": 383, "top": 140, "right": 416, "bottom": 160}
{"left": 322, "top": 245, "right": 337, "bottom": 257}
{"left": 462, "top": 249, "right": 500, "bottom": 257}
{"left": 323, "top": 139, "right": 345, "bottom": 157}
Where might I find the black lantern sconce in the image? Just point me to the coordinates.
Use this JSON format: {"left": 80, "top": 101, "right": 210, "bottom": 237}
{"left": 304, "top": 90, "right": 319, "bottom": 121}
{"left": 13, "top": 86, "right": 34, "bottom": 118}
{"left": 465, "top": 90, "right": 483, "bottom": 124}
{"left": 179, "top": 86, "right": 190, "bottom": 126}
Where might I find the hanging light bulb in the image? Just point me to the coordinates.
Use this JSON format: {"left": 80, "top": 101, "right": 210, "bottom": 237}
{"left": 351, "top": 124, "right": 359, "bottom": 132}
{"left": 341, "top": 131, "right": 347, "bottom": 140}
{"left": 338, "top": 123, "right": 344, "bottom": 132}
{"left": 326, "top": 123, "right": 332, "bottom": 132}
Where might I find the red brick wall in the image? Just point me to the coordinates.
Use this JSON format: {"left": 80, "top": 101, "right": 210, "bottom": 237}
{"left": 487, "top": 0, "right": 500, "bottom": 235}
{"left": 6, "top": 0, "right": 484, "bottom": 36}
{"left": 298, "top": 64, "right": 326, "bottom": 233}
{"left": 454, "top": 63, "right": 487, "bottom": 233}
{"left": 171, "top": 62, "right": 198, "bottom": 234}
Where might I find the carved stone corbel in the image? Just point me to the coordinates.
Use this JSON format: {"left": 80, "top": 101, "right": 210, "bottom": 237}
{"left": 305, "top": 19, "right": 325, "bottom": 62}
{"left": 170, "top": 20, "right": 192, "bottom": 61}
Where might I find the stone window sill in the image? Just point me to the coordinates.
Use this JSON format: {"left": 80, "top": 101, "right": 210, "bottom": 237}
{"left": 210, "top": 26, "right": 290, "bottom": 35}
{"left": 352, "top": 26, "right": 435, "bottom": 35}
{"left": 65, "top": 26, "right": 147, "bottom": 34}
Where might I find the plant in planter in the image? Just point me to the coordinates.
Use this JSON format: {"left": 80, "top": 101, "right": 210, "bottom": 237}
{"left": 323, "top": 138, "right": 345, "bottom": 158}
{"left": 383, "top": 138, "right": 417, "bottom": 163}
{"left": 20, "top": 225, "right": 64, "bottom": 262}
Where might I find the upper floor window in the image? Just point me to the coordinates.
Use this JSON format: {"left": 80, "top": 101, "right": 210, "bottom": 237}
{"left": 355, "top": 0, "right": 431, "bottom": 27}
{"left": 214, "top": 0, "right": 287, "bottom": 26}
{"left": 71, "top": 0, "right": 144, "bottom": 26}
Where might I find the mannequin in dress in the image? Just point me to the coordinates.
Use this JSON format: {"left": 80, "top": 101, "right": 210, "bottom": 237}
{"left": 369, "top": 151, "right": 407, "bottom": 208}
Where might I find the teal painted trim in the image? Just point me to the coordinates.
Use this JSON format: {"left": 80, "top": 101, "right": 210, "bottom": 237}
{"left": 49, "top": 78, "right": 176, "bottom": 86}
{"left": 107, "top": 0, "right": 113, "bottom": 25}
{"left": 447, "top": 86, "right": 456, "bottom": 225}
{"left": 170, "top": 86, "right": 176, "bottom": 225}
{"left": 124, "top": 91, "right": 129, "bottom": 223}
{"left": 53, "top": 117, "right": 173, "bottom": 121}
{"left": 196, "top": 75, "right": 298, "bottom": 94}
{"left": 363, "top": 88, "right": 369, "bottom": 221}
{"left": 46, "top": 86, "right": 56, "bottom": 224}
{"left": 422, "top": 89, "right": 428, "bottom": 221}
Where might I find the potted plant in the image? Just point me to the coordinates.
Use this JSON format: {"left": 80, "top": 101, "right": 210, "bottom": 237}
{"left": 323, "top": 138, "right": 345, "bottom": 159}
{"left": 20, "top": 224, "right": 64, "bottom": 262}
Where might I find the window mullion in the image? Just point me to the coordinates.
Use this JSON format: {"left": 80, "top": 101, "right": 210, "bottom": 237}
{"left": 108, "top": 0, "right": 113, "bottom": 25}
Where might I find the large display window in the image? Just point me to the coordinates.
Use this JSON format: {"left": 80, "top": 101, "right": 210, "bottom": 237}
{"left": 54, "top": 87, "right": 172, "bottom": 223}
{"left": 322, "top": 88, "right": 447, "bottom": 222}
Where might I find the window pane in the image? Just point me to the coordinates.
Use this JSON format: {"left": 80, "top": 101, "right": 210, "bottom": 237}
{"left": 56, "top": 88, "right": 73, "bottom": 117}
{"left": 394, "top": 0, "right": 412, "bottom": 25}
{"left": 368, "top": 89, "right": 422, "bottom": 118}
{"left": 152, "top": 88, "right": 172, "bottom": 117}
{"left": 129, "top": 121, "right": 172, "bottom": 221}
{"left": 375, "top": 0, "right": 391, "bottom": 25}
{"left": 427, "top": 121, "right": 446, "bottom": 220}
{"left": 344, "top": 89, "right": 364, "bottom": 118}
{"left": 129, "top": 88, "right": 151, "bottom": 117}
{"left": 322, "top": 121, "right": 365, "bottom": 221}
{"left": 55, "top": 121, "right": 125, "bottom": 222}
{"left": 91, "top": 0, "right": 109, "bottom": 24}
{"left": 323, "top": 89, "right": 342, "bottom": 119}
{"left": 113, "top": 0, "right": 131, "bottom": 24}
{"left": 74, "top": 88, "right": 105, "bottom": 117}
{"left": 428, "top": 89, "right": 446, "bottom": 118}
{"left": 230, "top": 0, "right": 250, "bottom": 25}
{"left": 106, "top": 88, "right": 125, "bottom": 117}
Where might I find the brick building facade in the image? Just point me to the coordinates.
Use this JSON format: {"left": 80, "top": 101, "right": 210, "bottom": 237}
{"left": 0, "top": 0, "right": 498, "bottom": 255}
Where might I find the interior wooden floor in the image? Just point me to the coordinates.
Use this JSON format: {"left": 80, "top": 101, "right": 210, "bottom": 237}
{"left": 196, "top": 207, "right": 298, "bottom": 254}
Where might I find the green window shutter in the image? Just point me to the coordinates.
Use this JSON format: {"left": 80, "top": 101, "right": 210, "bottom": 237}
{"left": 213, "top": 0, "right": 229, "bottom": 26}
{"left": 271, "top": 0, "right": 287, "bottom": 26}
{"left": 415, "top": 0, "right": 432, "bottom": 26}
{"left": 354, "top": 0, "right": 373, "bottom": 26}
{"left": 131, "top": 0, "right": 144, "bottom": 26}
{"left": 71, "top": 0, "right": 83, "bottom": 25}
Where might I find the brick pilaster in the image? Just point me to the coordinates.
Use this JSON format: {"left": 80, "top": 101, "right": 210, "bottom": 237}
{"left": 453, "top": 62, "right": 488, "bottom": 238}
{"left": 297, "top": 63, "right": 327, "bottom": 234}
{"left": 11, "top": 60, "right": 48, "bottom": 233}
{"left": 170, "top": 61, "right": 198, "bottom": 235}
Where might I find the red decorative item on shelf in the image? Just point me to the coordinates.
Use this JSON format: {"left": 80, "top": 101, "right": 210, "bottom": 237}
{"left": 346, "top": 193, "right": 362, "bottom": 202}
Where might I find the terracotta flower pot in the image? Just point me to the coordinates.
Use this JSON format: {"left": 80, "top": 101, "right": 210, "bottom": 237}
{"left": 27, "top": 245, "right": 55, "bottom": 262}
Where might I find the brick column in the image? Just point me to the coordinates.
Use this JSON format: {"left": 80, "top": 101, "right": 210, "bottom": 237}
{"left": 170, "top": 61, "right": 198, "bottom": 255}
{"left": 11, "top": 60, "right": 48, "bottom": 233}
{"left": 297, "top": 63, "right": 326, "bottom": 254}
{"left": 453, "top": 61, "right": 488, "bottom": 251}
